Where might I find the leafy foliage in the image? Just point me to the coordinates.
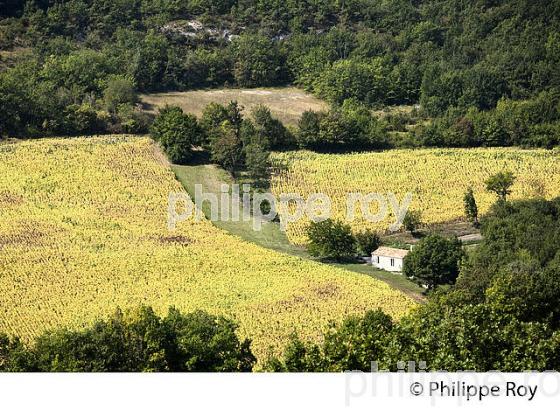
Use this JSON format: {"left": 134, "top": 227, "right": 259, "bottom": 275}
{"left": 402, "top": 210, "right": 422, "bottom": 235}
{"left": 250, "top": 104, "right": 294, "bottom": 150}
{"left": 0, "top": 306, "right": 256, "bottom": 372}
{"left": 1, "top": 0, "right": 559, "bottom": 147}
{"left": 354, "top": 229, "right": 381, "bottom": 256}
{"left": 150, "top": 105, "right": 201, "bottom": 164}
{"left": 232, "top": 34, "right": 286, "bottom": 87}
{"left": 403, "top": 235, "right": 465, "bottom": 290}
{"left": 266, "top": 309, "right": 393, "bottom": 372}
{"left": 485, "top": 171, "right": 517, "bottom": 202}
{"left": 306, "top": 219, "right": 356, "bottom": 261}
{"left": 464, "top": 187, "right": 479, "bottom": 225}
{"left": 296, "top": 110, "right": 323, "bottom": 149}
{"left": 209, "top": 120, "right": 245, "bottom": 173}
{"left": 198, "top": 101, "right": 289, "bottom": 173}
{"left": 295, "top": 103, "right": 389, "bottom": 151}
{"left": 244, "top": 143, "right": 270, "bottom": 180}
{"left": 103, "top": 75, "right": 138, "bottom": 113}
{"left": 314, "top": 58, "right": 388, "bottom": 106}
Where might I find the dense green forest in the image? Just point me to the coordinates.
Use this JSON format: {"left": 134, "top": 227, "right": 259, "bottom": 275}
{"left": 1, "top": 0, "right": 559, "bottom": 147}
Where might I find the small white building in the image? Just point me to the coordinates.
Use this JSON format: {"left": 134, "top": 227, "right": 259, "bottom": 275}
{"left": 372, "top": 246, "right": 409, "bottom": 273}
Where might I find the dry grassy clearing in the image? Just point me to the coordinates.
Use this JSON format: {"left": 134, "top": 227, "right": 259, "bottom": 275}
{"left": 140, "top": 87, "right": 328, "bottom": 126}
{"left": 271, "top": 149, "right": 560, "bottom": 245}
{"left": 0, "top": 136, "right": 414, "bottom": 363}
{"left": 0, "top": 48, "right": 32, "bottom": 71}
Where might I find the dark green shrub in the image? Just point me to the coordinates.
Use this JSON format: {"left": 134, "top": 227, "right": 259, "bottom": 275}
{"left": 306, "top": 219, "right": 356, "bottom": 260}
{"left": 151, "top": 106, "right": 201, "bottom": 164}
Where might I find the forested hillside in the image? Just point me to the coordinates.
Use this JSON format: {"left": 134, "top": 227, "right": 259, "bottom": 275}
{"left": 1, "top": 0, "right": 559, "bottom": 145}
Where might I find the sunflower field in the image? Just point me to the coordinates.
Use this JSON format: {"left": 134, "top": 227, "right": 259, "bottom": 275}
{"left": 271, "top": 148, "right": 560, "bottom": 245}
{"left": 0, "top": 136, "right": 415, "bottom": 364}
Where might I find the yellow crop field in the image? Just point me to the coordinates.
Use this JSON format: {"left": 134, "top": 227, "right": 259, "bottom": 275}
{"left": 271, "top": 149, "right": 560, "bottom": 245}
{"left": 0, "top": 136, "right": 415, "bottom": 364}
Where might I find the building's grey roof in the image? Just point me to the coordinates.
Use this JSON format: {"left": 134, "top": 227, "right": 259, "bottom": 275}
{"left": 372, "top": 246, "right": 409, "bottom": 259}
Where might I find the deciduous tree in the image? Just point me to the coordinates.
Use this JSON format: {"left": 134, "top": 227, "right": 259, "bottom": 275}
{"left": 306, "top": 219, "right": 356, "bottom": 261}
{"left": 485, "top": 171, "right": 516, "bottom": 202}
{"left": 403, "top": 234, "right": 464, "bottom": 290}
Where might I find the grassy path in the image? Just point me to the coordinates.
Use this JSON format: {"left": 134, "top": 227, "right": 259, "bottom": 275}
{"left": 172, "top": 164, "right": 425, "bottom": 301}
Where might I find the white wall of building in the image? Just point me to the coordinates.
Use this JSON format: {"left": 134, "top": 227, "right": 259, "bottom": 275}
{"left": 372, "top": 255, "right": 404, "bottom": 273}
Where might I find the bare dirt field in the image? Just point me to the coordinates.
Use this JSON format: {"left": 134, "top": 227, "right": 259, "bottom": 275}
{"left": 140, "top": 87, "right": 328, "bottom": 126}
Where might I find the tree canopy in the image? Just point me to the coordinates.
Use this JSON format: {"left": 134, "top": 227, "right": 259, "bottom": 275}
{"left": 403, "top": 234, "right": 465, "bottom": 290}
{"left": 0, "top": 306, "right": 256, "bottom": 372}
{"left": 1, "top": 0, "right": 559, "bottom": 149}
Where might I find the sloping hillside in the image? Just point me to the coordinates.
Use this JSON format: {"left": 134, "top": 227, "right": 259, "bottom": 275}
{"left": 0, "top": 136, "right": 415, "bottom": 363}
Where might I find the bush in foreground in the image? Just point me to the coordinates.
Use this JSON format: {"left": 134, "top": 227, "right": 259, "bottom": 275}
{"left": 0, "top": 307, "right": 255, "bottom": 372}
